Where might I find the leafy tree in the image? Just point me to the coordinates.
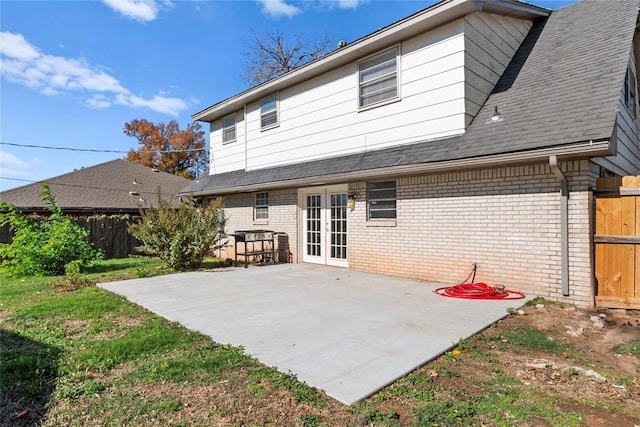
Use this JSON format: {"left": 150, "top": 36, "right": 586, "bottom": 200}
{"left": 124, "top": 119, "right": 208, "bottom": 179}
{"left": 244, "top": 30, "right": 330, "bottom": 86}
{"left": 0, "top": 184, "right": 102, "bottom": 277}
{"left": 128, "top": 194, "right": 226, "bottom": 271}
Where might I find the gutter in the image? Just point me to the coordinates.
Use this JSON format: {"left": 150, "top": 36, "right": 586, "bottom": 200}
{"left": 549, "top": 155, "right": 569, "bottom": 297}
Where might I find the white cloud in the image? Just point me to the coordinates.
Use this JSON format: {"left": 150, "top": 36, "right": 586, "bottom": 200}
{"left": 0, "top": 32, "right": 40, "bottom": 60}
{"left": 115, "top": 93, "right": 187, "bottom": 116}
{"left": 257, "top": 0, "right": 302, "bottom": 18}
{"left": 0, "top": 151, "right": 43, "bottom": 178}
{"left": 335, "top": 0, "right": 368, "bottom": 9}
{"left": 259, "top": 0, "right": 368, "bottom": 17}
{"left": 0, "top": 31, "right": 188, "bottom": 116}
{"left": 101, "top": 0, "right": 172, "bottom": 22}
{"left": 86, "top": 94, "right": 112, "bottom": 109}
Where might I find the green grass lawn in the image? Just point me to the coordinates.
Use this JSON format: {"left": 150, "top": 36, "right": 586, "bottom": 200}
{"left": 0, "top": 258, "right": 336, "bottom": 426}
{"left": 1, "top": 258, "right": 639, "bottom": 426}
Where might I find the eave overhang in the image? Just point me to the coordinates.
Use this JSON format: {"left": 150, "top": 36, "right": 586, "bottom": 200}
{"left": 181, "top": 139, "right": 610, "bottom": 197}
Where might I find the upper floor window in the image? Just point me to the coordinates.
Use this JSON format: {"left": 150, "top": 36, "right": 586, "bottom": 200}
{"left": 624, "top": 66, "right": 637, "bottom": 119}
{"left": 222, "top": 113, "right": 236, "bottom": 143}
{"left": 358, "top": 46, "right": 399, "bottom": 109}
{"left": 255, "top": 192, "right": 269, "bottom": 220}
{"left": 368, "top": 180, "right": 396, "bottom": 219}
{"left": 260, "top": 94, "right": 279, "bottom": 130}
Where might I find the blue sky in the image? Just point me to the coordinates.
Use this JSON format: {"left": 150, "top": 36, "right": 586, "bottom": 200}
{"left": 1, "top": 0, "right": 577, "bottom": 191}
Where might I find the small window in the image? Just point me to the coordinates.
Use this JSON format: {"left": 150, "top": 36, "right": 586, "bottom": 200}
{"left": 255, "top": 192, "right": 269, "bottom": 220}
{"left": 222, "top": 113, "right": 236, "bottom": 143}
{"left": 368, "top": 181, "right": 396, "bottom": 219}
{"left": 260, "top": 94, "right": 278, "bottom": 129}
{"left": 358, "top": 47, "right": 399, "bottom": 109}
{"left": 624, "top": 66, "right": 637, "bottom": 119}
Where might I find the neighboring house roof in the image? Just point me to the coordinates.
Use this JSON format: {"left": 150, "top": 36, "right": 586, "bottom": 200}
{"left": 1, "top": 159, "right": 192, "bottom": 213}
{"left": 182, "top": 0, "right": 639, "bottom": 197}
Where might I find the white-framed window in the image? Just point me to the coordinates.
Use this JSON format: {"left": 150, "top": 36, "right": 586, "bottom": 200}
{"left": 260, "top": 94, "right": 278, "bottom": 130}
{"left": 255, "top": 192, "right": 269, "bottom": 220}
{"left": 358, "top": 46, "right": 400, "bottom": 109}
{"left": 624, "top": 66, "right": 637, "bottom": 119}
{"left": 368, "top": 180, "right": 396, "bottom": 219}
{"left": 222, "top": 113, "right": 236, "bottom": 143}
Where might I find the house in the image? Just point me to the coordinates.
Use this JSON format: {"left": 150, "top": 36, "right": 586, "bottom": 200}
{"left": 1, "top": 159, "right": 191, "bottom": 257}
{"left": 181, "top": 0, "right": 640, "bottom": 307}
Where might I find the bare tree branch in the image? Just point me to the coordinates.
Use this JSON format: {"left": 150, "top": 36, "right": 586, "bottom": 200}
{"left": 244, "top": 30, "right": 331, "bottom": 86}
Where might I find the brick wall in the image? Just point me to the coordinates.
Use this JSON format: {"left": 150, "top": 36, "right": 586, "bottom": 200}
{"left": 218, "top": 189, "right": 299, "bottom": 263}
{"left": 211, "top": 160, "right": 597, "bottom": 307}
{"left": 348, "top": 160, "right": 597, "bottom": 307}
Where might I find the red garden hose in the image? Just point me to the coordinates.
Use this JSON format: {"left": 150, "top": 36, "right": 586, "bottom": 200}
{"left": 434, "top": 265, "right": 525, "bottom": 300}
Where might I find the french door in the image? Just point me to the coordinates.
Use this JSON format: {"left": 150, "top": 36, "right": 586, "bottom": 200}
{"left": 301, "top": 185, "right": 348, "bottom": 267}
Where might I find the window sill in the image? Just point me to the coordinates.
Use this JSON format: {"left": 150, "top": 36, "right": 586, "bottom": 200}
{"left": 366, "top": 219, "right": 396, "bottom": 227}
{"left": 260, "top": 123, "right": 279, "bottom": 132}
{"left": 358, "top": 96, "right": 401, "bottom": 113}
{"left": 253, "top": 220, "right": 269, "bottom": 226}
{"left": 222, "top": 139, "right": 236, "bottom": 145}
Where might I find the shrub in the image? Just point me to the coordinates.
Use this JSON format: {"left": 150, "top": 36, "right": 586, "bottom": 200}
{"left": 128, "top": 194, "right": 226, "bottom": 270}
{"left": 0, "top": 184, "right": 102, "bottom": 277}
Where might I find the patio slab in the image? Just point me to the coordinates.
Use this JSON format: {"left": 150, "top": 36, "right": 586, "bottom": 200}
{"left": 100, "top": 263, "right": 531, "bottom": 405}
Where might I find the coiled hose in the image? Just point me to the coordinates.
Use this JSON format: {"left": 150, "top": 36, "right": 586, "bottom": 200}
{"left": 434, "top": 265, "right": 525, "bottom": 300}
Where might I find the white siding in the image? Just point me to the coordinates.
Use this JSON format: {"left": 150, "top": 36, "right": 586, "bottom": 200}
{"left": 206, "top": 20, "right": 468, "bottom": 174}
{"left": 244, "top": 20, "right": 467, "bottom": 171}
{"left": 208, "top": 13, "right": 535, "bottom": 175}
{"left": 463, "top": 12, "right": 533, "bottom": 126}
{"left": 594, "top": 46, "right": 640, "bottom": 176}
{"left": 209, "top": 111, "right": 245, "bottom": 174}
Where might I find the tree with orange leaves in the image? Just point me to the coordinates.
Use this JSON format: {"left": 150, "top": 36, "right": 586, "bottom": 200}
{"left": 124, "top": 119, "right": 208, "bottom": 179}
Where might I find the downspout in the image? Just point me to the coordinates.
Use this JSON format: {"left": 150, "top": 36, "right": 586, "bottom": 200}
{"left": 244, "top": 104, "right": 248, "bottom": 170}
{"left": 549, "top": 155, "right": 569, "bottom": 296}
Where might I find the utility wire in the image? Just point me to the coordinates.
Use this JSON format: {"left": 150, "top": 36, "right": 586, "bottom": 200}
{"left": 0, "top": 141, "right": 207, "bottom": 154}
{"left": 0, "top": 176, "right": 180, "bottom": 196}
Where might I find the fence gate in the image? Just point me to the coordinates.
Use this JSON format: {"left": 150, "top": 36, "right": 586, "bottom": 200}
{"left": 594, "top": 176, "right": 640, "bottom": 309}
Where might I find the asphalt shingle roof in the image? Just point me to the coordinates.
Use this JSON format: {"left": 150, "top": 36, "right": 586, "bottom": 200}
{"left": 182, "top": 0, "right": 639, "bottom": 196}
{"left": 1, "top": 159, "right": 192, "bottom": 213}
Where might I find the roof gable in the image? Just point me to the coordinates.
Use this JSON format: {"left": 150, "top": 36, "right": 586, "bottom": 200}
{"left": 463, "top": 0, "right": 640, "bottom": 153}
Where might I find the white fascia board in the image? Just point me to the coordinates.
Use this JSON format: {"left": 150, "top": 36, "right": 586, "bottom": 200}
{"left": 192, "top": 0, "right": 475, "bottom": 123}
{"left": 184, "top": 139, "right": 610, "bottom": 196}
{"left": 473, "top": 0, "right": 550, "bottom": 18}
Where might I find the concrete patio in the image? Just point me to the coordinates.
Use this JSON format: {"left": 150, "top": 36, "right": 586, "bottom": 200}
{"left": 100, "top": 263, "right": 531, "bottom": 405}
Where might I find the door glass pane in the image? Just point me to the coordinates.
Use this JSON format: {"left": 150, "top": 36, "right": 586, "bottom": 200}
{"left": 330, "top": 193, "right": 347, "bottom": 260}
{"left": 306, "top": 195, "right": 321, "bottom": 257}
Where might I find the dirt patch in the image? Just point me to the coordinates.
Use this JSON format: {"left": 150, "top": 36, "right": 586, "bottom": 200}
{"left": 347, "top": 302, "right": 640, "bottom": 426}
{"left": 434, "top": 303, "right": 640, "bottom": 425}
{"left": 526, "top": 304, "right": 640, "bottom": 376}
{"left": 61, "top": 316, "right": 144, "bottom": 340}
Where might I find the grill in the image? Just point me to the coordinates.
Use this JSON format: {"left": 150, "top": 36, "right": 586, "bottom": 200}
{"left": 232, "top": 230, "right": 275, "bottom": 268}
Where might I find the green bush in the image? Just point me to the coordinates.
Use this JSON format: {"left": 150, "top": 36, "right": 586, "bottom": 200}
{"left": 0, "top": 184, "right": 102, "bottom": 277}
{"left": 128, "top": 194, "right": 226, "bottom": 270}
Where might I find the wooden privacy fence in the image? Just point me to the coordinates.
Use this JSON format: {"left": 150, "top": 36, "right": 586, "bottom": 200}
{"left": 76, "top": 216, "right": 141, "bottom": 259}
{"left": 595, "top": 176, "right": 640, "bottom": 309}
{"left": 0, "top": 215, "right": 140, "bottom": 260}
